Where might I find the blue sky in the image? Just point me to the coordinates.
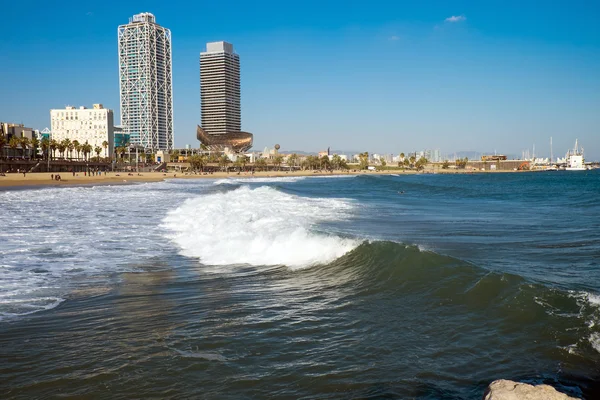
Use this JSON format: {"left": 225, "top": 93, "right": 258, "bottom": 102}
{"left": 1, "top": 0, "right": 599, "bottom": 159}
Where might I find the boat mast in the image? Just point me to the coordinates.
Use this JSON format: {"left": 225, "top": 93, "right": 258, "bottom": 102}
{"left": 550, "top": 137, "right": 553, "bottom": 164}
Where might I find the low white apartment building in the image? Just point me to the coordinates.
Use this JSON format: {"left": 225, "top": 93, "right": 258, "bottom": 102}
{"left": 50, "top": 104, "right": 114, "bottom": 159}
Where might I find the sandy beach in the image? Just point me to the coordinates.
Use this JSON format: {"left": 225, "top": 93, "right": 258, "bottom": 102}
{"left": 0, "top": 169, "right": 424, "bottom": 189}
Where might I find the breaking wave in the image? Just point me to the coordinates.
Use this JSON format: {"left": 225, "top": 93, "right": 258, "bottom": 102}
{"left": 161, "top": 186, "right": 359, "bottom": 269}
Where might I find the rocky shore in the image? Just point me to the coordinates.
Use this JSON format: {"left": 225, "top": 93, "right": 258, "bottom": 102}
{"left": 483, "top": 380, "right": 579, "bottom": 400}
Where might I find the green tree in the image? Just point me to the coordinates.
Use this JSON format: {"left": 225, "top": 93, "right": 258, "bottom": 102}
{"left": 102, "top": 140, "right": 109, "bottom": 159}
{"left": 218, "top": 154, "right": 231, "bottom": 172}
{"left": 188, "top": 154, "right": 207, "bottom": 172}
{"left": 40, "top": 137, "right": 50, "bottom": 161}
{"left": 409, "top": 155, "right": 416, "bottom": 168}
{"left": 49, "top": 139, "right": 58, "bottom": 160}
{"left": 82, "top": 143, "right": 92, "bottom": 161}
{"left": 254, "top": 158, "right": 267, "bottom": 171}
{"left": 379, "top": 157, "right": 387, "bottom": 167}
{"left": 57, "top": 143, "right": 66, "bottom": 159}
{"left": 287, "top": 153, "right": 298, "bottom": 169}
{"left": 0, "top": 134, "right": 6, "bottom": 159}
{"left": 415, "top": 157, "right": 428, "bottom": 171}
{"left": 61, "top": 139, "right": 71, "bottom": 159}
{"left": 239, "top": 155, "right": 248, "bottom": 170}
{"left": 399, "top": 152, "right": 405, "bottom": 161}
{"left": 73, "top": 140, "right": 81, "bottom": 160}
{"left": 9, "top": 136, "right": 20, "bottom": 158}
{"left": 358, "top": 152, "right": 369, "bottom": 170}
{"left": 455, "top": 157, "right": 468, "bottom": 169}
{"left": 273, "top": 154, "right": 284, "bottom": 171}
{"left": 20, "top": 137, "right": 30, "bottom": 159}
{"left": 94, "top": 146, "right": 102, "bottom": 160}
{"left": 319, "top": 155, "right": 331, "bottom": 170}
{"left": 442, "top": 160, "right": 450, "bottom": 169}
{"left": 30, "top": 136, "right": 40, "bottom": 160}
{"left": 331, "top": 154, "right": 342, "bottom": 170}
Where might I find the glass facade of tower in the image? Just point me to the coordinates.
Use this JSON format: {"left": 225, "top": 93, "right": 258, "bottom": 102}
{"left": 118, "top": 13, "right": 174, "bottom": 150}
{"left": 200, "top": 41, "right": 241, "bottom": 136}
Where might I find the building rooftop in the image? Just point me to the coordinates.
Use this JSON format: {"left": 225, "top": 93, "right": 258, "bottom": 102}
{"left": 130, "top": 12, "right": 155, "bottom": 24}
{"left": 203, "top": 41, "right": 235, "bottom": 55}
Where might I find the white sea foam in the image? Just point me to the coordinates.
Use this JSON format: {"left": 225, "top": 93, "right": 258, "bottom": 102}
{"left": 590, "top": 333, "right": 600, "bottom": 353}
{"left": 161, "top": 186, "right": 359, "bottom": 269}
{"left": 587, "top": 293, "right": 600, "bottom": 307}
{"left": 213, "top": 176, "right": 307, "bottom": 185}
{"left": 0, "top": 182, "right": 202, "bottom": 320}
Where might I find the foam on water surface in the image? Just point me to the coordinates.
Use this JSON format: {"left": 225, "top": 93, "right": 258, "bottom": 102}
{"left": 161, "top": 185, "right": 359, "bottom": 269}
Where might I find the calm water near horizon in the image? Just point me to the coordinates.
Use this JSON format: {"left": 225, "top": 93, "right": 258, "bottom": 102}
{"left": 1, "top": 171, "right": 599, "bottom": 399}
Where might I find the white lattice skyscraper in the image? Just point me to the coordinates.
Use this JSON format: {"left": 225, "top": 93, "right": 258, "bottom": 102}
{"left": 118, "top": 12, "right": 173, "bottom": 150}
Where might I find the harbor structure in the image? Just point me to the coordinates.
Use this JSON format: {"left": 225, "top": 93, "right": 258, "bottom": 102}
{"left": 197, "top": 41, "right": 253, "bottom": 152}
{"left": 118, "top": 12, "right": 173, "bottom": 151}
{"left": 50, "top": 104, "right": 114, "bottom": 158}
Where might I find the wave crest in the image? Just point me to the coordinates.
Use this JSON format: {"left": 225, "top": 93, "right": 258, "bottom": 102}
{"left": 161, "top": 186, "right": 358, "bottom": 269}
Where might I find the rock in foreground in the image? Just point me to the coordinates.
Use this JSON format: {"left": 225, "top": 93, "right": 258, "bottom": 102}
{"left": 483, "top": 379, "right": 579, "bottom": 400}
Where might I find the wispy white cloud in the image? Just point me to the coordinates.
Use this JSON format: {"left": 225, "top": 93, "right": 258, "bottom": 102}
{"left": 86, "top": 11, "right": 94, "bottom": 16}
{"left": 389, "top": 35, "right": 400, "bottom": 41}
{"left": 445, "top": 15, "right": 466, "bottom": 23}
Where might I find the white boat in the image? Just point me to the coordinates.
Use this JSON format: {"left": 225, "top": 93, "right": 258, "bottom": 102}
{"left": 565, "top": 139, "right": 587, "bottom": 171}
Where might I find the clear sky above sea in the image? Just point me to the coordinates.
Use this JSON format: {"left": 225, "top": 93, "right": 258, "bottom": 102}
{"left": 1, "top": 0, "right": 599, "bottom": 159}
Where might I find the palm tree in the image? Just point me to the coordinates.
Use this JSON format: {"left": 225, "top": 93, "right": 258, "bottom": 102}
{"left": 72, "top": 140, "right": 81, "bottom": 160}
{"left": 57, "top": 143, "right": 66, "bottom": 159}
{"left": 409, "top": 155, "right": 416, "bottom": 168}
{"left": 19, "top": 137, "right": 30, "bottom": 159}
{"left": 273, "top": 155, "right": 284, "bottom": 171}
{"left": 399, "top": 152, "right": 405, "bottom": 161}
{"left": 358, "top": 152, "right": 369, "bottom": 170}
{"left": 102, "top": 140, "right": 109, "bottom": 159}
{"left": 40, "top": 138, "right": 50, "bottom": 161}
{"left": 287, "top": 153, "right": 298, "bottom": 169}
{"left": 218, "top": 154, "right": 231, "bottom": 172}
{"left": 83, "top": 143, "right": 93, "bottom": 161}
{"left": 320, "top": 155, "right": 331, "bottom": 170}
{"left": 415, "top": 157, "right": 428, "bottom": 171}
{"left": 188, "top": 154, "right": 207, "bottom": 172}
{"left": 49, "top": 139, "right": 58, "bottom": 160}
{"left": 30, "top": 137, "right": 40, "bottom": 160}
{"left": 9, "top": 136, "right": 20, "bottom": 158}
{"left": 0, "top": 134, "right": 6, "bottom": 160}
{"left": 331, "top": 154, "right": 342, "bottom": 170}
{"left": 254, "top": 158, "right": 267, "bottom": 171}
{"left": 239, "top": 155, "right": 248, "bottom": 170}
{"left": 118, "top": 146, "right": 126, "bottom": 161}
{"left": 68, "top": 142, "right": 74, "bottom": 161}
{"left": 94, "top": 146, "right": 102, "bottom": 161}
{"left": 61, "top": 139, "right": 71, "bottom": 159}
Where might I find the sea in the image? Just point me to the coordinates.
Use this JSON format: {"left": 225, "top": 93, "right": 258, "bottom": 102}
{"left": 1, "top": 171, "right": 599, "bottom": 399}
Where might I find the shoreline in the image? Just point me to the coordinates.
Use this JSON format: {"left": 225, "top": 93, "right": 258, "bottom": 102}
{"left": 0, "top": 168, "right": 529, "bottom": 190}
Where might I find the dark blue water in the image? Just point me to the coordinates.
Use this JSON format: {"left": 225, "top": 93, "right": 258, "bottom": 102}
{"left": 1, "top": 171, "right": 599, "bottom": 399}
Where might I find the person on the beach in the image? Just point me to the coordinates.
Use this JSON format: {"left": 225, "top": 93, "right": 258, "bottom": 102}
{"left": 51, "top": 174, "right": 54, "bottom": 180}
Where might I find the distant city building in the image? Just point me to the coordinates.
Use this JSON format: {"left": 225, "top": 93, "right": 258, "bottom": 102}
{"left": 197, "top": 41, "right": 253, "bottom": 152}
{"left": 0, "top": 123, "right": 36, "bottom": 158}
{"left": 113, "top": 125, "right": 130, "bottom": 148}
{"left": 200, "top": 41, "right": 240, "bottom": 135}
{"left": 118, "top": 12, "right": 174, "bottom": 150}
{"left": 0, "top": 122, "right": 35, "bottom": 141}
{"left": 50, "top": 104, "right": 114, "bottom": 158}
